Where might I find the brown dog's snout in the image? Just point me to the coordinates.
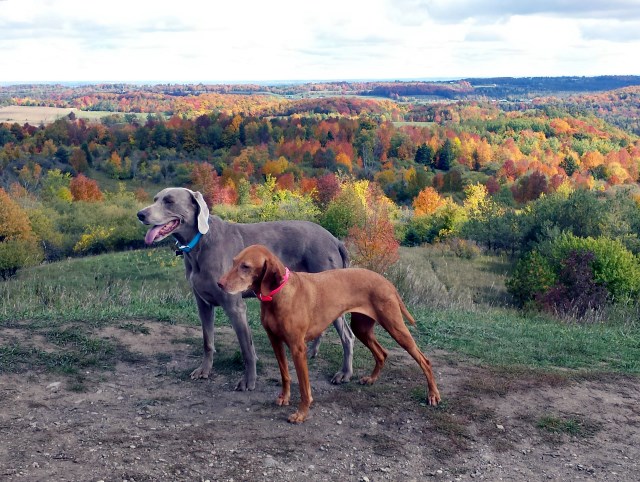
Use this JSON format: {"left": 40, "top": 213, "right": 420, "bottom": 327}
{"left": 217, "top": 276, "right": 226, "bottom": 291}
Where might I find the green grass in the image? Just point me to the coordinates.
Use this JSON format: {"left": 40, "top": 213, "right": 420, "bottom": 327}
{"left": 411, "top": 307, "right": 640, "bottom": 373}
{"left": 1, "top": 245, "right": 639, "bottom": 379}
{"left": 536, "top": 415, "right": 601, "bottom": 437}
{"left": 0, "top": 248, "right": 196, "bottom": 325}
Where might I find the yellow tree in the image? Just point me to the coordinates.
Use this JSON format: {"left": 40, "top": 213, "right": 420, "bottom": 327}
{"left": 463, "top": 183, "right": 491, "bottom": 217}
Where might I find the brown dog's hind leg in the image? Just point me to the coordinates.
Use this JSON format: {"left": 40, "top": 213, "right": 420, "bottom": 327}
{"left": 350, "top": 313, "right": 388, "bottom": 385}
{"left": 377, "top": 310, "right": 441, "bottom": 406}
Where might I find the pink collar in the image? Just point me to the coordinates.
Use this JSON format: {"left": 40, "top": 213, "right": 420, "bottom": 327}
{"left": 257, "top": 267, "right": 290, "bottom": 302}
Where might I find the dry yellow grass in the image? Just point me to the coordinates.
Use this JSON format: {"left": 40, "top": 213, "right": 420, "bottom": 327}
{"left": 0, "top": 105, "right": 112, "bottom": 124}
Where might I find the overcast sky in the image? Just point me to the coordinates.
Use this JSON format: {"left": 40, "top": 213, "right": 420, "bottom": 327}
{"left": 1, "top": 0, "right": 640, "bottom": 83}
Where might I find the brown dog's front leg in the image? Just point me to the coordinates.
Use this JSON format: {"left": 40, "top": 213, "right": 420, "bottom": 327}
{"left": 288, "top": 342, "right": 313, "bottom": 423}
{"left": 267, "top": 331, "right": 291, "bottom": 406}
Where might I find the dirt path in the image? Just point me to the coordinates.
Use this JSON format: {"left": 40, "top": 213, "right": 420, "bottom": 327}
{"left": 1, "top": 321, "right": 639, "bottom": 481}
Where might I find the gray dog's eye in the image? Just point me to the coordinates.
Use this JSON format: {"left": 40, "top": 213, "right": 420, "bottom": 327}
{"left": 164, "top": 198, "right": 174, "bottom": 204}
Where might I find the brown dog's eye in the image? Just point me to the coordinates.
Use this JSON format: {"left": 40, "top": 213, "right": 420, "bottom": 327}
{"left": 239, "top": 262, "right": 250, "bottom": 272}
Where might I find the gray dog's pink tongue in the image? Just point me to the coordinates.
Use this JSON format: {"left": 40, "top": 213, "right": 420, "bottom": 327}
{"left": 145, "top": 225, "right": 164, "bottom": 245}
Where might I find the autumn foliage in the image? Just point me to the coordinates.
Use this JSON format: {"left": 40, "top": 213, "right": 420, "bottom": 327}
{"left": 70, "top": 174, "right": 104, "bottom": 202}
{"left": 413, "top": 187, "right": 445, "bottom": 216}
{"left": 0, "top": 188, "right": 43, "bottom": 278}
{"left": 346, "top": 185, "right": 399, "bottom": 274}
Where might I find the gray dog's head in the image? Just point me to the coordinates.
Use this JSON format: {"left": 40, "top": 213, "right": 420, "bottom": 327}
{"left": 137, "top": 188, "right": 210, "bottom": 245}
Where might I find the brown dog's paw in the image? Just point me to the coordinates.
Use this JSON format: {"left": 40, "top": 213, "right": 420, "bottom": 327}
{"left": 276, "top": 393, "right": 290, "bottom": 406}
{"left": 359, "top": 376, "right": 376, "bottom": 385}
{"left": 287, "top": 411, "right": 307, "bottom": 424}
{"left": 428, "top": 391, "right": 441, "bottom": 406}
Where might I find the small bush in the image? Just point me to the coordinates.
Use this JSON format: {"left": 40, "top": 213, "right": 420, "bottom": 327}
{"left": 0, "top": 188, "right": 44, "bottom": 278}
{"left": 442, "top": 238, "right": 481, "bottom": 259}
{"left": 403, "top": 214, "right": 440, "bottom": 246}
{"left": 544, "top": 234, "right": 640, "bottom": 303}
{"left": 507, "top": 234, "right": 640, "bottom": 314}
{"left": 506, "top": 250, "right": 556, "bottom": 306}
{"left": 537, "top": 251, "right": 609, "bottom": 318}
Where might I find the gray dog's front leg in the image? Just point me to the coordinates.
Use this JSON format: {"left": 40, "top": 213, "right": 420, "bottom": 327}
{"left": 225, "top": 299, "right": 257, "bottom": 391}
{"left": 190, "top": 296, "right": 216, "bottom": 379}
{"left": 331, "top": 315, "right": 354, "bottom": 384}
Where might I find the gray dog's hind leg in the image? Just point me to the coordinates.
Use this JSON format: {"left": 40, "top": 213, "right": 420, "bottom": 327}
{"left": 190, "top": 296, "right": 216, "bottom": 379}
{"left": 330, "top": 315, "right": 354, "bottom": 384}
{"left": 224, "top": 298, "right": 258, "bottom": 391}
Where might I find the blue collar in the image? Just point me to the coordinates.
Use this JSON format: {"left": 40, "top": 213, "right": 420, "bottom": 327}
{"left": 175, "top": 231, "right": 203, "bottom": 254}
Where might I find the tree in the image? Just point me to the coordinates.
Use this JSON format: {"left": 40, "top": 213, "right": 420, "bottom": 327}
{"left": 345, "top": 184, "right": 399, "bottom": 273}
{"left": 436, "top": 138, "right": 455, "bottom": 170}
{"left": 415, "top": 143, "right": 435, "bottom": 166}
{"left": 413, "top": 187, "right": 445, "bottom": 216}
{"left": 40, "top": 169, "right": 72, "bottom": 202}
{"left": 511, "top": 171, "right": 548, "bottom": 203}
{"left": 70, "top": 174, "right": 104, "bottom": 202}
{"left": 70, "top": 148, "right": 89, "bottom": 173}
{"left": 560, "top": 154, "right": 579, "bottom": 176}
{"left": 0, "top": 188, "right": 43, "bottom": 278}
{"left": 54, "top": 146, "right": 69, "bottom": 164}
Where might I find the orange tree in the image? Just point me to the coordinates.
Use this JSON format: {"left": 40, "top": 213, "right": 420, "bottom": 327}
{"left": 345, "top": 184, "right": 399, "bottom": 274}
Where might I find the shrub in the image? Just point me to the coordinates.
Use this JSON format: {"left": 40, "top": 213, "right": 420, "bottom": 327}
{"left": 0, "top": 188, "right": 44, "bottom": 278}
{"left": 403, "top": 214, "right": 439, "bottom": 246}
{"left": 442, "top": 238, "right": 481, "bottom": 259}
{"left": 537, "top": 251, "right": 609, "bottom": 318}
{"left": 507, "top": 234, "right": 640, "bottom": 311}
{"left": 543, "top": 234, "right": 640, "bottom": 303}
{"left": 506, "top": 250, "right": 556, "bottom": 306}
{"left": 346, "top": 207, "right": 399, "bottom": 274}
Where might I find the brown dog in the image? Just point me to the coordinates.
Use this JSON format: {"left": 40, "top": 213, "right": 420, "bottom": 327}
{"left": 218, "top": 244, "right": 441, "bottom": 423}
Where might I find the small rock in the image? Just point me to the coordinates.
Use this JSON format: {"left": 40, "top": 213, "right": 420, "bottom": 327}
{"left": 337, "top": 420, "right": 342, "bottom": 425}
{"left": 496, "top": 424, "right": 504, "bottom": 430}
{"left": 264, "top": 456, "right": 278, "bottom": 468}
{"left": 47, "top": 382, "right": 61, "bottom": 391}
{"left": 361, "top": 477, "right": 370, "bottom": 482}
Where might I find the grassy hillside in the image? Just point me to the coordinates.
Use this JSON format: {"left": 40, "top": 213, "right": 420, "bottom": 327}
{"left": 2, "top": 246, "right": 638, "bottom": 379}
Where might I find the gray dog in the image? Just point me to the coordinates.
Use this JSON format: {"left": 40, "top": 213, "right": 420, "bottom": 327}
{"left": 137, "top": 187, "right": 354, "bottom": 390}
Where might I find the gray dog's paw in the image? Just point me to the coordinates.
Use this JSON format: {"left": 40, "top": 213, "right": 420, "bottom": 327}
{"left": 331, "top": 370, "right": 352, "bottom": 384}
{"left": 190, "top": 366, "right": 211, "bottom": 380}
{"left": 235, "top": 377, "right": 256, "bottom": 391}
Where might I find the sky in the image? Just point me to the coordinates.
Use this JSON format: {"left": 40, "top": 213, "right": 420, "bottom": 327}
{"left": 1, "top": 0, "right": 640, "bottom": 83}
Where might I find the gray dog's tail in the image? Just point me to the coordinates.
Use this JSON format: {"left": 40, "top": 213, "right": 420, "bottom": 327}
{"left": 338, "top": 241, "right": 350, "bottom": 268}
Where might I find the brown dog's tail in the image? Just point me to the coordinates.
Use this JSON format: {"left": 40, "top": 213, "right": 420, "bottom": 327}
{"left": 397, "top": 293, "right": 416, "bottom": 325}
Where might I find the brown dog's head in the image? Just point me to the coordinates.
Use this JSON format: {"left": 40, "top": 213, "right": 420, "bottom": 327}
{"left": 218, "top": 245, "right": 288, "bottom": 298}
{"left": 136, "top": 187, "right": 209, "bottom": 245}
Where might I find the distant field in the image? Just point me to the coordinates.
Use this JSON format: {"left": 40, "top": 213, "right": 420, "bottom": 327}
{"left": 0, "top": 105, "right": 115, "bottom": 124}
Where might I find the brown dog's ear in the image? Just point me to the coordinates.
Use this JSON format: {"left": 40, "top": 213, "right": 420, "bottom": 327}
{"left": 258, "top": 250, "right": 285, "bottom": 296}
{"left": 187, "top": 189, "right": 210, "bottom": 234}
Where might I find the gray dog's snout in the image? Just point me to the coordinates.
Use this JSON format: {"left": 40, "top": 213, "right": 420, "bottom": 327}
{"left": 137, "top": 210, "right": 147, "bottom": 222}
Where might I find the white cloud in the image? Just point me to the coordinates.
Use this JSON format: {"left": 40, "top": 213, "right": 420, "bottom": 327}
{"left": 0, "top": 0, "right": 639, "bottom": 82}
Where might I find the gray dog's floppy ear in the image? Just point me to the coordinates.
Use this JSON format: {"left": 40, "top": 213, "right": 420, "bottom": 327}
{"left": 188, "top": 189, "right": 210, "bottom": 234}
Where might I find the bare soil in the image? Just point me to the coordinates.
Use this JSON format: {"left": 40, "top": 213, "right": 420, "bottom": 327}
{"left": 1, "top": 321, "right": 639, "bottom": 481}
